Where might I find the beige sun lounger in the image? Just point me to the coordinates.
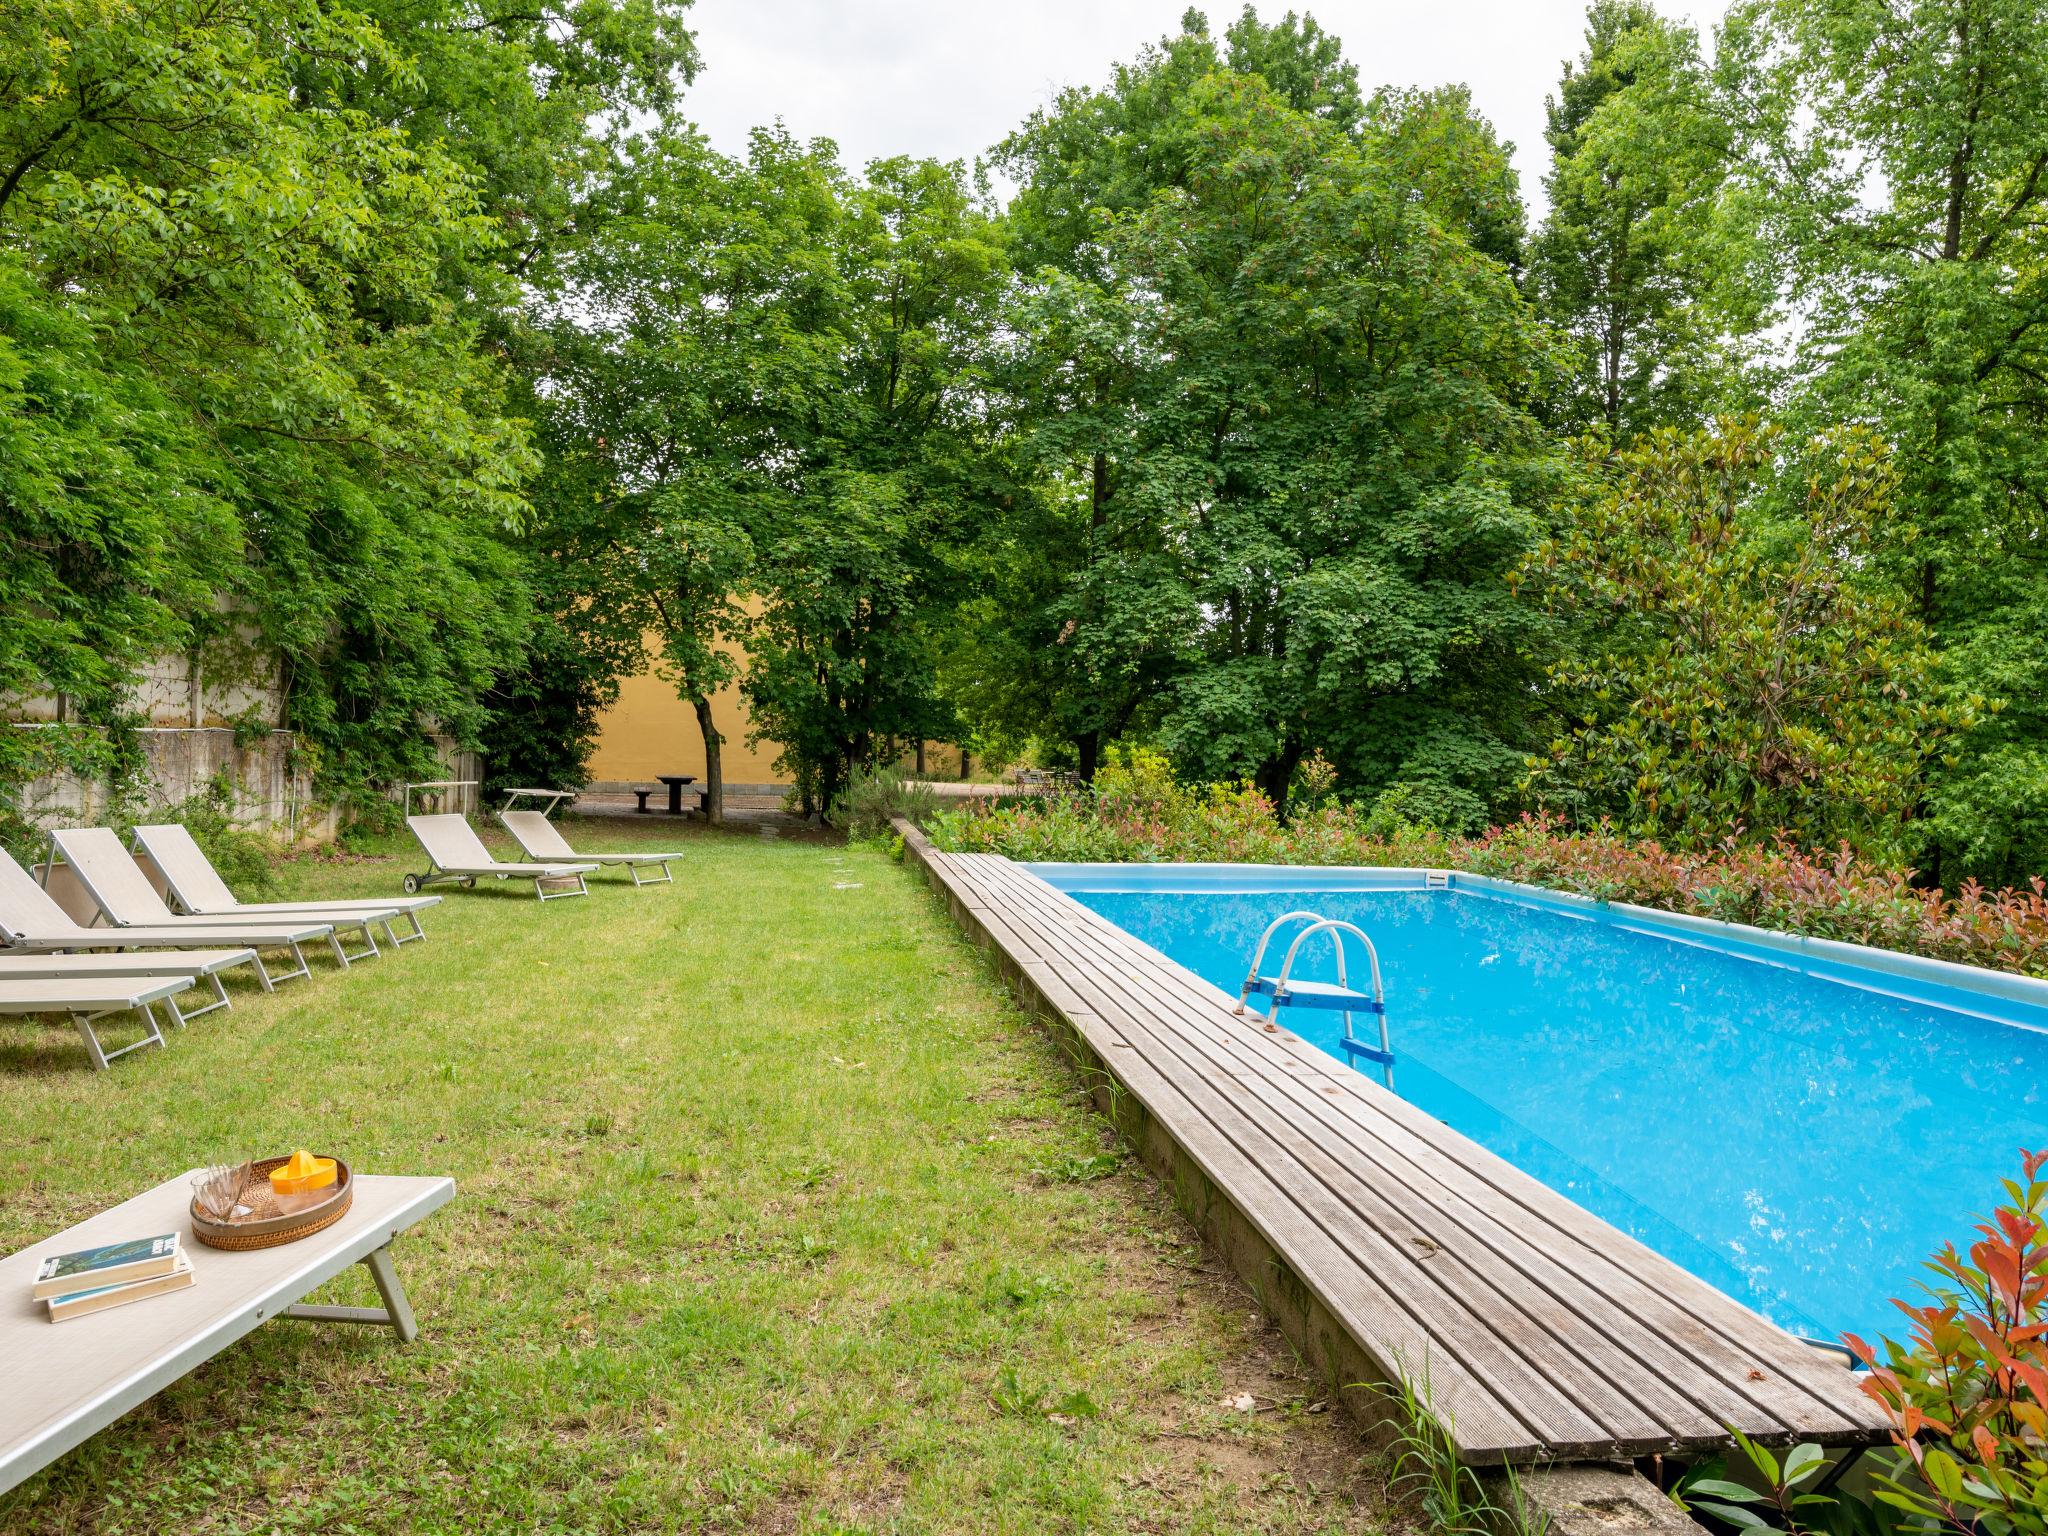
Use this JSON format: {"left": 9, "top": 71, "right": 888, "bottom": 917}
{"left": 0, "top": 850, "right": 301, "bottom": 986}
{"left": 403, "top": 814, "right": 594, "bottom": 901}
{"left": 0, "top": 948, "right": 259, "bottom": 1024}
{"left": 0, "top": 975, "right": 198, "bottom": 1070}
{"left": 130, "top": 823, "right": 439, "bottom": 947}
{"left": 497, "top": 810, "right": 678, "bottom": 887}
{"left": 47, "top": 828, "right": 362, "bottom": 972}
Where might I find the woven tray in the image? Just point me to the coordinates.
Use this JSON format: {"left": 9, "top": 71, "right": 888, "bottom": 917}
{"left": 189, "top": 1156, "right": 353, "bottom": 1251}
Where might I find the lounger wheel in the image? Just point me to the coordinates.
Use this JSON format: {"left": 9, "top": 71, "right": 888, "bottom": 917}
{"left": 402, "top": 874, "right": 421, "bottom": 894}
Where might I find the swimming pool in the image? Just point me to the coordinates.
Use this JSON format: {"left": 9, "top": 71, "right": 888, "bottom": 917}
{"left": 1030, "top": 863, "right": 2048, "bottom": 1346}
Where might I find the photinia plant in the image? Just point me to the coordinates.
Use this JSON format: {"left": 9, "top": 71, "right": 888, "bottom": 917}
{"left": 1847, "top": 1150, "right": 2048, "bottom": 1536}
{"left": 930, "top": 784, "right": 2048, "bottom": 979}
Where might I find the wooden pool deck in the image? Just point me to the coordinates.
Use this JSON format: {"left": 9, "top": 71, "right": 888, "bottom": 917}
{"left": 908, "top": 840, "right": 1892, "bottom": 1466}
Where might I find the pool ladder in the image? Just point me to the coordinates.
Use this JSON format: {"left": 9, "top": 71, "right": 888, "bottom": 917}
{"left": 1234, "top": 911, "right": 1394, "bottom": 1088}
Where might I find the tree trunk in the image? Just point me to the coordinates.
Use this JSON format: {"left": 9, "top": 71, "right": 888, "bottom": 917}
{"left": 915, "top": 740, "right": 926, "bottom": 776}
{"left": 690, "top": 693, "right": 724, "bottom": 825}
{"left": 1258, "top": 738, "right": 1304, "bottom": 820}
{"left": 819, "top": 755, "right": 843, "bottom": 823}
{"left": 1076, "top": 730, "right": 1101, "bottom": 782}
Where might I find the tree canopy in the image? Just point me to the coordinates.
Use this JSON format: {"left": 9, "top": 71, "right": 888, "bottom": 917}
{"left": 6, "top": 0, "right": 2048, "bottom": 885}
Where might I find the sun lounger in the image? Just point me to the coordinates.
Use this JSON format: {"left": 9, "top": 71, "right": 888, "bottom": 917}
{"left": 0, "top": 975, "right": 198, "bottom": 1070}
{"left": 46, "top": 829, "right": 364, "bottom": 970}
{"left": 0, "top": 1168, "right": 454, "bottom": 1491}
{"left": 0, "top": 948, "right": 260, "bottom": 1024}
{"left": 496, "top": 810, "right": 679, "bottom": 887}
{"left": 403, "top": 814, "right": 594, "bottom": 901}
{"left": 0, "top": 850, "right": 303, "bottom": 986}
{"left": 130, "top": 824, "right": 439, "bottom": 947}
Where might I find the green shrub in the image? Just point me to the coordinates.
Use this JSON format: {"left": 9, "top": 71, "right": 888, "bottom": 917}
{"left": 834, "top": 765, "right": 938, "bottom": 841}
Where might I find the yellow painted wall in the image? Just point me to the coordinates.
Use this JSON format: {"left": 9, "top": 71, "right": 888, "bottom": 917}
{"left": 586, "top": 625, "right": 975, "bottom": 787}
{"left": 585, "top": 632, "right": 786, "bottom": 785}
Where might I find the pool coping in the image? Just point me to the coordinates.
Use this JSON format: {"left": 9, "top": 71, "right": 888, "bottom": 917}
{"left": 897, "top": 822, "right": 1893, "bottom": 1468}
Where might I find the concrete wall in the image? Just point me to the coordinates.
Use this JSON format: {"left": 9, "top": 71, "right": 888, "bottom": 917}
{"left": 8, "top": 726, "right": 336, "bottom": 841}
{"left": 10, "top": 726, "right": 483, "bottom": 842}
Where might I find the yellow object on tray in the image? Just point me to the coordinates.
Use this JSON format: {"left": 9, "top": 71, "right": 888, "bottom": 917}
{"left": 269, "top": 1150, "right": 337, "bottom": 1199}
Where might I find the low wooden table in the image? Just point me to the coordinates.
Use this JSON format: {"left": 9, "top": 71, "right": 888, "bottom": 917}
{"left": 0, "top": 1170, "right": 455, "bottom": 1495}
{"left": 655, "top": 774, "right": 696, "bottom": 816}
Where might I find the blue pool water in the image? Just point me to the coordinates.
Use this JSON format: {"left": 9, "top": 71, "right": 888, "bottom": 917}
{"left": 1035, "top": 866, "right": 2048, "bottom": 1345}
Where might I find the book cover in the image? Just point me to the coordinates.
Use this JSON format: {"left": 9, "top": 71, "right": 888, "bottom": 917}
{"left": 31, "top": 1233, "right": 181, "bottom": 1300}
{"left": 46, "top": 1251, "right": 194, "bottom": 1322}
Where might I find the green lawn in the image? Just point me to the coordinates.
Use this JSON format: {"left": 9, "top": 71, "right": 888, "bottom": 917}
{"left": 1, "top": 819, "right": 1400, "bottom": 1534}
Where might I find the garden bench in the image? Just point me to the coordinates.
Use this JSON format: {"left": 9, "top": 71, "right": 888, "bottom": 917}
{"left": 0, "top": 1169, "right": 455, "bottom": 1495}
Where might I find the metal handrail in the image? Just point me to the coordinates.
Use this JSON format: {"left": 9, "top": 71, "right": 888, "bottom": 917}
{"left": 1274, "top": 918, "right": 1385, "bottom": 1007}
{"left": 402, "top": 780, "right": 479, "bottom": 819}
{"left": 1235, "top": 910, "right": 1327, "bottom": 1013}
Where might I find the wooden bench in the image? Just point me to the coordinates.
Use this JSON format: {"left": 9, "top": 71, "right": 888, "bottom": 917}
{"left": 0, "top": 1170, "right": 454, "bottom": 1495}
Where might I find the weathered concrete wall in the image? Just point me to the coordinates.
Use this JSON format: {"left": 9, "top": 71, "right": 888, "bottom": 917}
{"left": 8, "top": 724, "right": 482, "bottom": 843}
{"left": 11, "top": 625, "right": 284, "bottom": 731}
{"left": 10, "top": 726, "right": 337, "bottom": 842}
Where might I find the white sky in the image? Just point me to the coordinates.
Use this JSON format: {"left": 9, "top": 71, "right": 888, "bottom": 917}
{"left": 677, "top": 0, "right": 1733, "bottom": 216}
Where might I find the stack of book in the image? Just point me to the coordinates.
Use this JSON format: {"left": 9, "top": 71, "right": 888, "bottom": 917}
{"left": 32, "top": 1233, "right": 194, "bottom": 1322}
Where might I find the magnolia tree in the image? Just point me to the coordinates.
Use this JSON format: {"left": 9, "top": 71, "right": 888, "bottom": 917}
{"left": 1520, "top": 421, "right": 1970, "bottom": 861}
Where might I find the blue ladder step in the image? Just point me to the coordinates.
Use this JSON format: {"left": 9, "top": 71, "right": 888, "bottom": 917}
{"left": 1338, "top": 1036, "right": 1396, "bottom": 1067}
{"left": 1243, "top": 976, "right": 1384, "bottom": 1012}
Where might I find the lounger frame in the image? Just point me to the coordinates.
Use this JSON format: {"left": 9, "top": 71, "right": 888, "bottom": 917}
{"left": 0, "top": 979, "right": 192, "bottom": 1071}
{"left": 129, "top": 825, "right": 431, "bottom": 948}
{"left": 43, "top": 831, "right": 346, "bottom": 975}
{"left": 403, "top": 860, "right": 591, "bottom": 902}
{"left": 403, "top": 815, "right": 593, "bottom": 902}
{"left": 495, "top": 810, "right": 677, "bottom": 887}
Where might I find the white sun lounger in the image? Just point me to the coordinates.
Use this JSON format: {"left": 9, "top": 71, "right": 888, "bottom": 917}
{"left": 496, "top": 810, "right": 679, "bottom": 887}
{"left": 0, "top": 1168, "right": 455, "bottom": 1492}
{"left": 0, "top": 850, "right": 300, "bottom": 987}
{"left": 403, "top": 814, "right": 594, "bottom": 901}
{"left": 47, "top": 829, "right": 362, "bottom": 971}
{"left": 0, "top": 975, "right": 198, "bottom": 1070}
{"left": 0, "top": 948, "right": 259, "bottom": 1024}
{"left": 130, "top": 823, "right": 439, "bottom": 947}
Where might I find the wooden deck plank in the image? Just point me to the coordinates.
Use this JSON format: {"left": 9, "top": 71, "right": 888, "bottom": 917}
{"left": 985, "top": 867, "right": 1875, "bottom": 1435}
{"left": 963, "top": 861, "right": 1721, "bottom": 1444}
{"left": 920, "top": 848, "right": 1890, "bottom": 1463}
{"left": 935, "top": 864, "right": 1548, "bottom": 1452}
{"left": 995, "top": 891, "right": 1626, "bottom": 1447}
{"left": 977, "top": 870, "right": 1762, "bottom": 1443}
{"left": 976, "top": 863, "right": 1873, "bottom": 1444}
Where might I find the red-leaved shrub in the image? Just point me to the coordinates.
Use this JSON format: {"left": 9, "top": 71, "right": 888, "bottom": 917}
{"left": 1848, "top": 1150, "right": 2048, "bottom": 1536}
{"left": 929, "top": 770, "right": 2048, "bottom": 978}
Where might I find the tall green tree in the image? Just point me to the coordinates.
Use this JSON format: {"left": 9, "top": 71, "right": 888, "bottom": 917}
{"left": 1530, "top": 0, "right": 1754, "bottom": 439}
{"left": 1522, "top": 421, "right": 1964, "bottom": 860}
{"left": 742, "top": 154, "right": 1013, "bottom": 814}
{"left": 993, "top": 14, "right": 1555, "bottom": 820}
{"left": 0, "top": 0, "right": 545, "bottom": 809}
{"left": 1723, "top": 0, "right": 2048, "bottom": 883}
{"left": 519, "top": 129, "right": 839, "bottom": 820}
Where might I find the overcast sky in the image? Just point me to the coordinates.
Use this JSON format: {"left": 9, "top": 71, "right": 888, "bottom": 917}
{"left": 677, "top": 0, "right": 1733, "bottom": 217}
